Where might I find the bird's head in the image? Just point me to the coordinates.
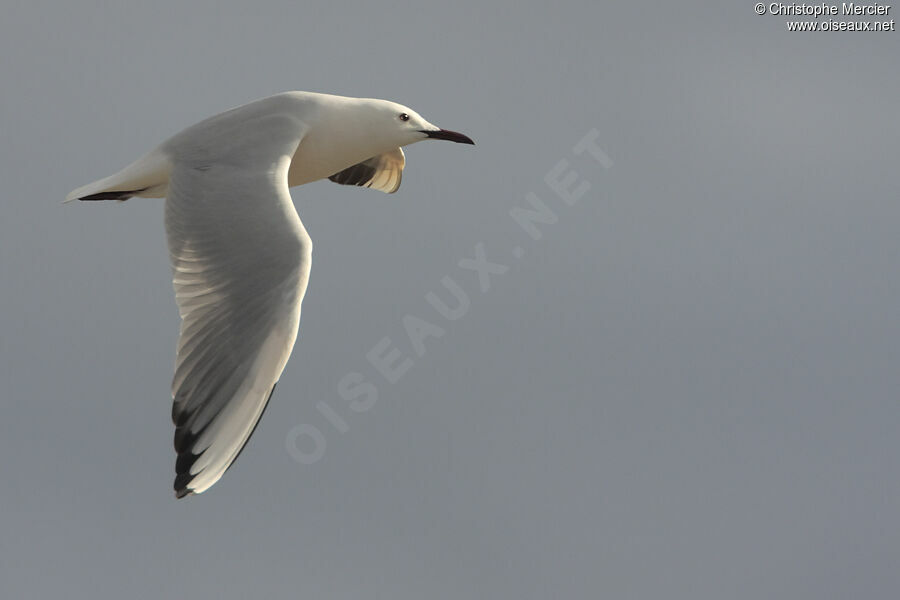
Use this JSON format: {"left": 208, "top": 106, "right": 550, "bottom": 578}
{"left": 361, "top": 99, "right": 475, "bottom": 148}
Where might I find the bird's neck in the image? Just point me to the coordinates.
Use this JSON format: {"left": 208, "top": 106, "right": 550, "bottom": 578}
{"left": 287, "top": 102, "right": 393, "bottom": 188}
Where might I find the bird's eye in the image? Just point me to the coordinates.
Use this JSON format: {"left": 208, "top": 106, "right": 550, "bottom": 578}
{"left": 399, "top": 113, "right": 409, "bottom": 122}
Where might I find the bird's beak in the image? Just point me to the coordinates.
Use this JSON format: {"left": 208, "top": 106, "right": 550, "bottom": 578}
{"left": 421, "top": 128, "right": 475, "bottom": 145}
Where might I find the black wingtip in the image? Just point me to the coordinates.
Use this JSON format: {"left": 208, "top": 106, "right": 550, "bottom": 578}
{"left": 175, "top": 449, "right": 202, "bottom": 475}
{"left": 170, "top": 382, "right": 280, "bottom": 499}
{"left": 174, "top": 473, "right": 194, "bottom": 499}
{"left": 78, "top": 190, "right": 139, "bottom": 201}
{"left": 328, "top": 162, "right": 377, "bottom": 187}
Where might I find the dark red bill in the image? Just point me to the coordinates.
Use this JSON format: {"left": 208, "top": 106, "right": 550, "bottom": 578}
{"left": 422, "top": 129, "right": 475, "bottom": 144}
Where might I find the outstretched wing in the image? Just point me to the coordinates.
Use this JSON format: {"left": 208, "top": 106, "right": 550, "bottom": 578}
{"left": 328, "top": 147, "right": 405, "bottom": 193}
{"left": 163, "top": 108, "right": 312, "bottom": 498}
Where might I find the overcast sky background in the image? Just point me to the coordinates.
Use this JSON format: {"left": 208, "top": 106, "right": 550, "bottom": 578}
{"left": 1, "top": 2, "right": 898, "bottom": 598}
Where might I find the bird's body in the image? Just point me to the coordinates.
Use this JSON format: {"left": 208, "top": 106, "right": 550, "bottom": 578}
{"left": 67, "top": 91, "right": 473, "bottom": 498}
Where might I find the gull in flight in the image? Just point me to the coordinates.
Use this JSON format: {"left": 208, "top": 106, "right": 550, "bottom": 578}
{"left": 67, "top": 91, "right": 474, "bottom": 498}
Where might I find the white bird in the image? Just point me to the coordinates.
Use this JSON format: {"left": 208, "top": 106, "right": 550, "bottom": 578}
{"left": 67, "top": 91, "right": 474, "bottom": 498}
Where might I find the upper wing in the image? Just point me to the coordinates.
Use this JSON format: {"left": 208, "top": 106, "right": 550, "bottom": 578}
{"left": 328, "top": 147, "right": 405, "bottom": 193}
{"left": 163, "top": 110, "right": 311, "bottom": 498}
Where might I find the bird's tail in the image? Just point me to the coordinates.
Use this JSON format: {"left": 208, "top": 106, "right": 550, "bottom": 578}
{"left": 65, "top": 149, "right": 172, "bottom": 203}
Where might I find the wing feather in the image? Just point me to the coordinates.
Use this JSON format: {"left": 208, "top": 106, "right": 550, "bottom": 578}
{"left": 328, "top": 147, "right": 405, "bottom": 193}
{"left": 163, "top": 108, "right": 312, "bottom": 497}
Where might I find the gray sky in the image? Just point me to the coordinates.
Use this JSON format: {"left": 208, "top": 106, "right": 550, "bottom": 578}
{"left": 1, "top": 1, "right": 898, "bottom": 598}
